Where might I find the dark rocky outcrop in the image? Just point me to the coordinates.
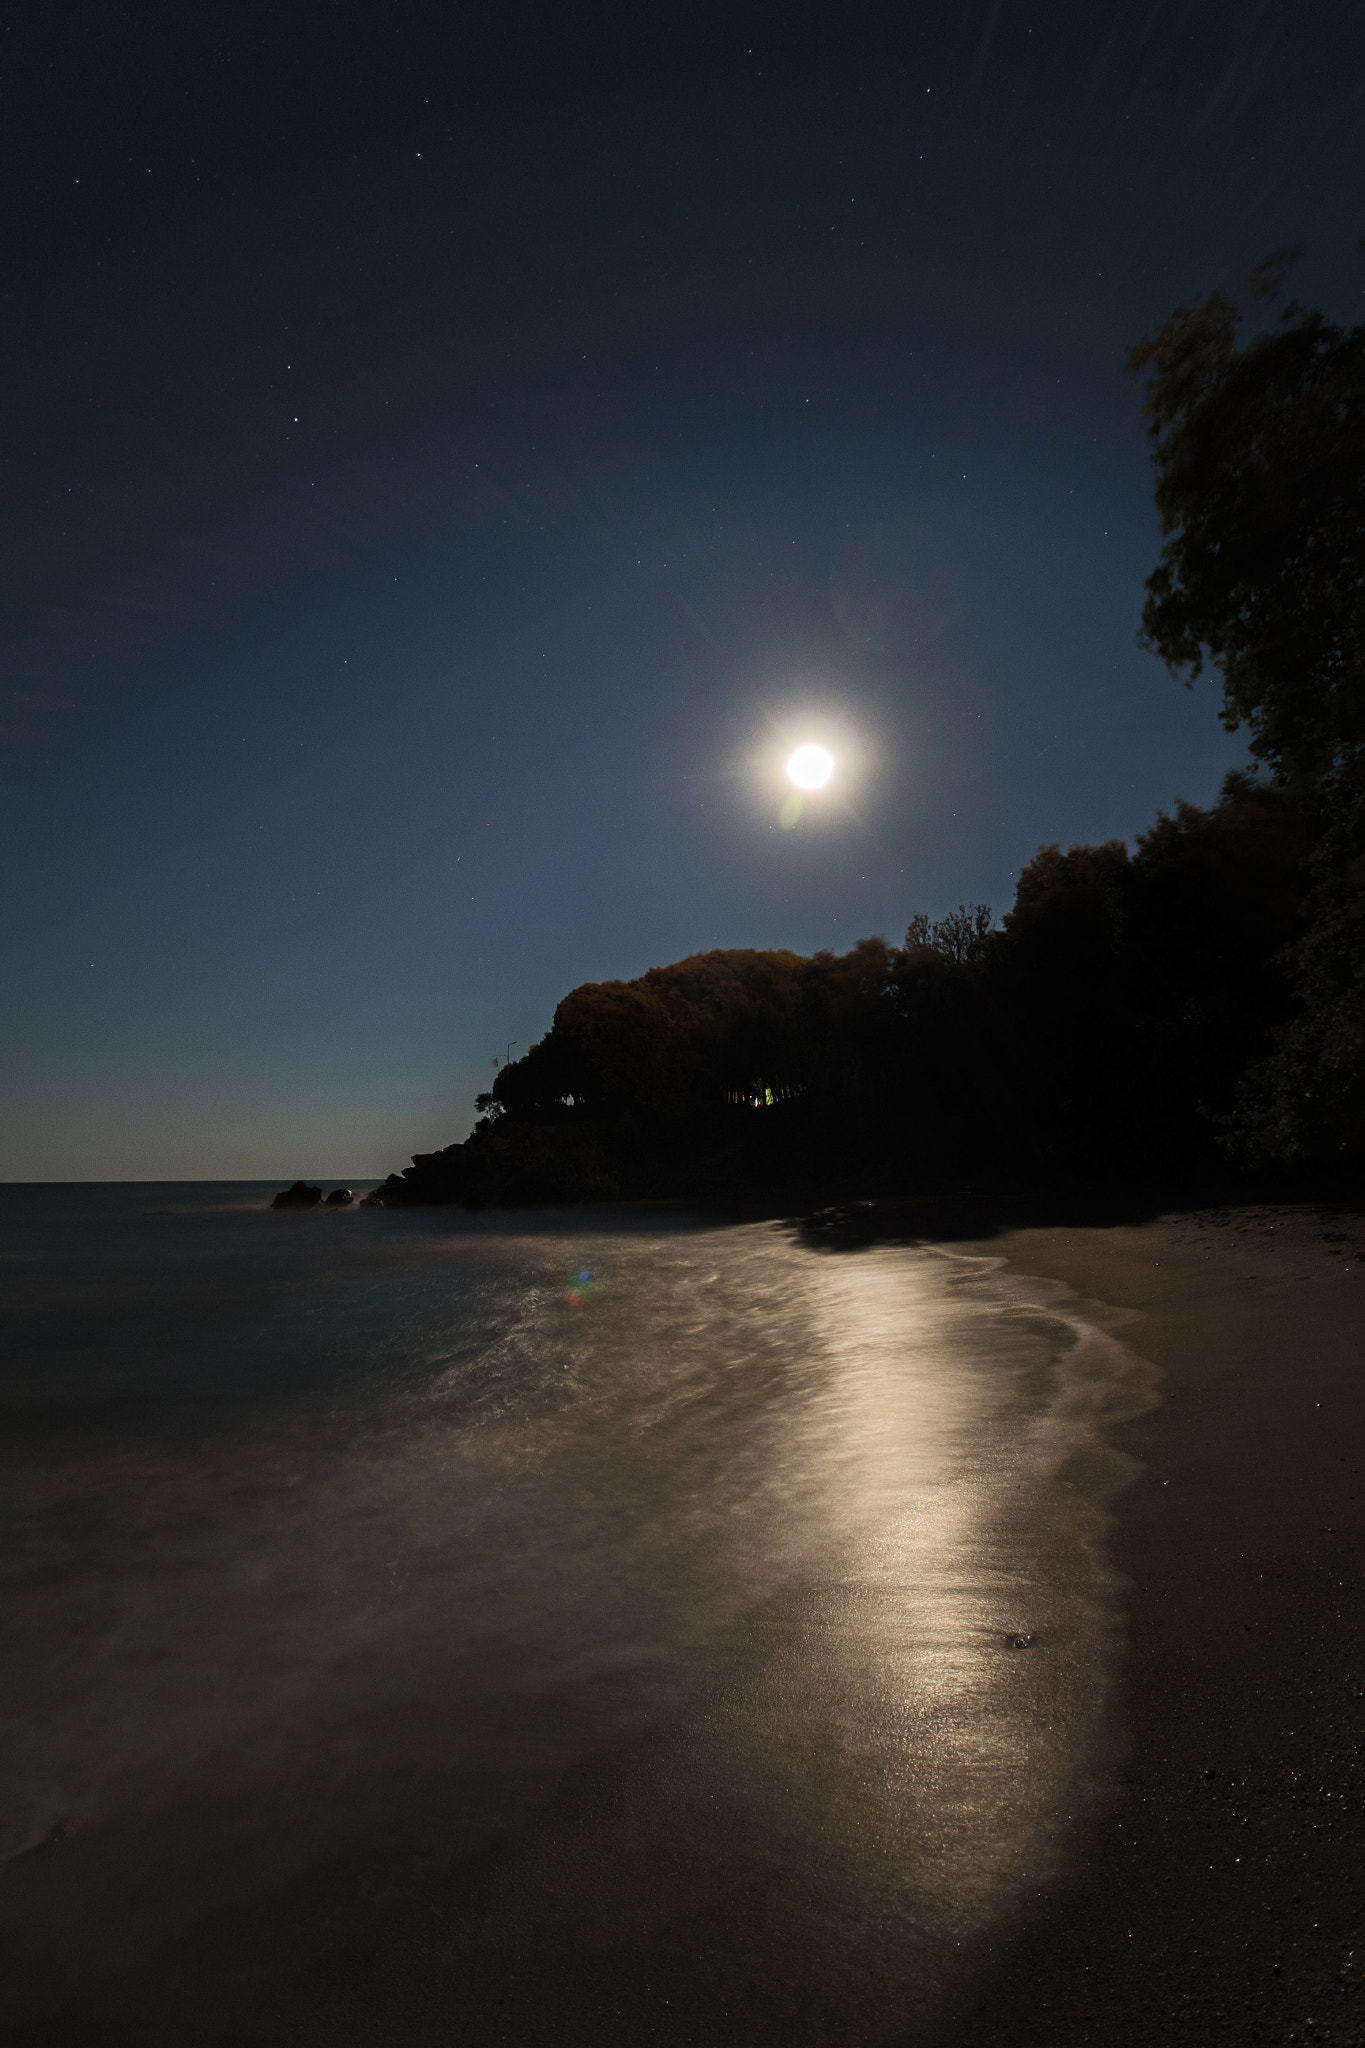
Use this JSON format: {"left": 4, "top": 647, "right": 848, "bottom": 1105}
{"left": 323, "top": 1187, "right": 355, "bottom": 1207}
{"left": 366, "top": 1127, "right": 620, "bottom": 1209}
{"left": 271, "top": 1181, "right": 323, "bottom": 1210}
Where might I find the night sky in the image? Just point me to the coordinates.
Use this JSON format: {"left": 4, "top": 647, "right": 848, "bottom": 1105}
{"left": 4, "top": 0, "right": 1363, "bottom": 1180}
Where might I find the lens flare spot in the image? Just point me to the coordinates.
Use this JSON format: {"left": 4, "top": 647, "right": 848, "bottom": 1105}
{"left": 562, "top": 1267, "right": 598, "bottom": 1309}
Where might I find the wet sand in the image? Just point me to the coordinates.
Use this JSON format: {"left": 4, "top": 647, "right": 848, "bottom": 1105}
{"left": 6, "top": 1191, "right": 1361, "bottom": 2043}
{"left": 0, "top": 1195, "right": 1149, "bottom": 2047}
{"left": 948, "top": 1205, "right": 1365, "bottom": 2046}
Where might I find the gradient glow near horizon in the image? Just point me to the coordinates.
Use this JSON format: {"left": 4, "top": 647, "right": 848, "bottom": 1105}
{"left": 787, "top": 745, "right": 835, "bottom": 790}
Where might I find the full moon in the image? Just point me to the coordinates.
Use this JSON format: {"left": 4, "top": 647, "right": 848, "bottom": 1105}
{"left": 787, "top": 744, "right": 834, "bottom": 790}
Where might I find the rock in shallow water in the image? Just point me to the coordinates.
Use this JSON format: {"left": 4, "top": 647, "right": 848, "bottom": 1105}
{"left": 271, "top": 1181, "right": 323, "bottom": 1210}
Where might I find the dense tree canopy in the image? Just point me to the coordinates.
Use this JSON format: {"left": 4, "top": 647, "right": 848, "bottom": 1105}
{"left": 373, "top": 776, "right": 1310, "bottom": 1206}
{"left": 1128, "top": 282, "right": 1365, "bottom": 793}
{"left": 1128, "top": 271, "right": 1365, "bottom": 1162}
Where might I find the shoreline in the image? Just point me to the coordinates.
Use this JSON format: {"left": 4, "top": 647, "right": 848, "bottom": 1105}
{"left": 7, "top": 1186, "right": 1360, "bottom": 2040}
{"left": 937, "top": 1204, "right": 1365, "bottom": 2045}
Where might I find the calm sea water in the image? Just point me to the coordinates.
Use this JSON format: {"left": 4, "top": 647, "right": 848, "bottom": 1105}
{"left": 0, "top": 1184, "right": 1153, "bottom": 2045}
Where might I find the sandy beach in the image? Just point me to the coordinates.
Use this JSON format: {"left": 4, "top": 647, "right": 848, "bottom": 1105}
{"left": 5, "top": 1190, "right": 1361, "bottom": 2045}
{"left": 946, "top": 1204, "right": 1365, "bottom": 2046}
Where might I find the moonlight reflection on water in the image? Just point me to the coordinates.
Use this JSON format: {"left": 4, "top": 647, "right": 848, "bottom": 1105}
{"left": 0, "top": 1190, "right": 1153, "bottom": 2045}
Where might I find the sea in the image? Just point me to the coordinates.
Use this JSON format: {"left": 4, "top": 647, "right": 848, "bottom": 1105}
{"left": 0, "top": 1182, "right": 1155, "bottom": 2046}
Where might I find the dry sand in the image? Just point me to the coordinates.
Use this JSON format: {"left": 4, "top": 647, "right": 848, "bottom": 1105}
{"left": 949, "top": 1203, "right": 1365, "bottom": 2048}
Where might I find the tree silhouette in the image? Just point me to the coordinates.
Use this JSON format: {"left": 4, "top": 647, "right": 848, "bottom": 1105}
{"left": 1129, "top": 264, "right": 1365, "bottom": 1161}
{"left": 363, "top": 272, "right": 1360, "bottom": 1208}
{"left": 1128, "top": 275, "right": 1365, "bottom": 793}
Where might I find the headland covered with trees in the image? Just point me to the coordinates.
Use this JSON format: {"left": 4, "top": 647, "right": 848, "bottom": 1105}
{"left": 369, "top": 263, "right": 1365, "bottom": 1211}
